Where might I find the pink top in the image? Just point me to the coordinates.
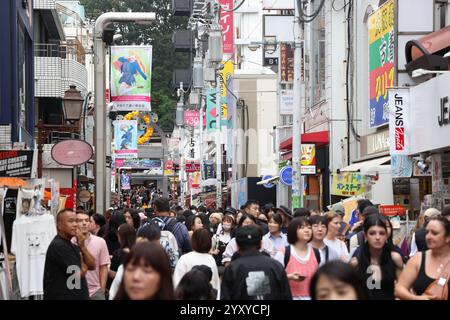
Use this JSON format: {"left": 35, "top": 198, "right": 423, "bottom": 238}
{"left": 72, "top": 234, "right": 110, "bottom": 297}
{"left": 285, "top": 245, "right": 319, "bottom": 298}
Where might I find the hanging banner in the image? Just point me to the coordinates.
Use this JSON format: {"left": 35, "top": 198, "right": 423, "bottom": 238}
{"left": 120, "top": 171, "right": 131, "bottom": 190}
{"left": 50, "top": 179, "right": 60, "bottom": 218}
{"left": 219, "top": 0, "right": 234, "bottom": 54}
{"left": 368, "top": 0, "right": 395, "bottom": 128}
{"left": 206, "top": 88, "right": 217, "bottom": 132}
{"left": 301, "top": 144, "right": 316, "bottom": 174}
{"left": 280, "top": 90, "right": 294, "bottom": 115}
{"left": 389, "top": 87, "right": 410, "bottom": 155}
{"left": 219, "top": 60, "right": 234, "bottom": 126}
{"left": 184, "top": 128, "right": 200, "bottom": 161}
{"left": 331, "top": 173, "right": 367, "bottom": 197}
{"left": 203, "top": 160, "right": 216, "bottom": 193}
{"left": 0, "top": 150, "right": 34, "bottom": 178}
{"left": 110, "top": 46, "right": 152, "bottom": 111}
{"left": 114, "top": 120, "right": 138, "bottom": 159}
{"left": 280, "top": 43, "right": 294, "bottom": 83}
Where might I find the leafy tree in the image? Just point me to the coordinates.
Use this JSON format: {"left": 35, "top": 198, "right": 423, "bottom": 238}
{"left": 81, "top": 0, "right": 189, "bottom": 131}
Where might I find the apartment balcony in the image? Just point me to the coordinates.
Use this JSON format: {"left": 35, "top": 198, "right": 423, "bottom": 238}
{"left": 34, "top": 41, "right": 87, "bottom": 98}
{"left": 33, "top": 0, "right": 65, "bottom": 40}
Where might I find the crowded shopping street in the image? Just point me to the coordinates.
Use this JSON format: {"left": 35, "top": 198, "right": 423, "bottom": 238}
{"left": 1, "top": 0, "right": 450, "bottom": 309}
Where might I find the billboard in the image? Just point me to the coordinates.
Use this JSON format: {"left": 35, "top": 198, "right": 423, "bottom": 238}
{"left": 0, "top": 150, "right": 35, "bottom": 178}
{"left": 110, "top": 46, "right": 152, "bottom": 111}
{"left": 368, "top": 0, "right": 395, "bottom": 128}
{"left": 114, "top": 120, "right": 138, "bottom": 159}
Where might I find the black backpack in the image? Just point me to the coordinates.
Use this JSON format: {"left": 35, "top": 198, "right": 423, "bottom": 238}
{"left": 284, "top": 245, "right": 322, "bottom": 268}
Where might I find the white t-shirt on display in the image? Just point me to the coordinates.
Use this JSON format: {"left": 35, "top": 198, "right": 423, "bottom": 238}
{"left": 11, "top": 214, "right": 56, "bottom": 298}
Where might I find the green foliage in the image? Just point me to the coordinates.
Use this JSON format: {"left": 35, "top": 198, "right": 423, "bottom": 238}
{"left": 81, "top": 0, "right": 189, "bottom": 131}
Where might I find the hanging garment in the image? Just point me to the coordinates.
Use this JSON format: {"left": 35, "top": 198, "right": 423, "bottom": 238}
{"left": 16, "top": 189, "right": 35, "bottom": 219}
{"left": 11, "top": 214, "right": 56, "bottom": 298}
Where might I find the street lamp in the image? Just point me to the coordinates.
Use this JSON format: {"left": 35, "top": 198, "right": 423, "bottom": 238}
{"left": 94, "top": 12, "right": 156, "bottom": 215}
{"left": 411, "top": 68, "right": 450, "bottom": 78}
{"left": 63, "top": 85, "right": 84, "bottom": 123}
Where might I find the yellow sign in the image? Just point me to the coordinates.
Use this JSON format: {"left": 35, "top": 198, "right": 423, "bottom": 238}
{"left": 331, "top": 173, "right": 366, "bottom": 197}
{"left": 219, "top": 60, "right": 234, "bottom": 123}
{"left": 164, "top": 169, "right": 174, "bottom": 176}
{"left": 368, "top": 0, "right": 394, "bottom": 44}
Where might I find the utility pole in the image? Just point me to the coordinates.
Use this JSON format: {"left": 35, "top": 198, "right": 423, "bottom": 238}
{"left": 215, "top": 67, "right": 222, "bottom": 209}
{"left": 176, "top": 83, "right": 186, "bottom": 207}
{"left": 292, "top": 2, "right": 305, "bottom": 210}
{"left": 93, "top": 12, "right": 155, "bottom": 215}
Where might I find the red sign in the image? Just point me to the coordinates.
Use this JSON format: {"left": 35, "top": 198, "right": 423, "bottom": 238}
{"left": 51, "top": 140, "right": 93, "bottom": 166}
{"left": 184, "top": 110, "right": 200, "bottom": 127}
{"left": 219, "top": 0, "right": 234, "bottom": 54}
{"left": 395, "top": 127, "right": 405, "bottom": 151}
{"left": 185, "top": 162, "right": 200, "bottom": 173}
{"left": 166, "top": 160, "right": 173, "bottom": 170}
{"left": 379, "top": 205, "right": 406, "bottom": 217}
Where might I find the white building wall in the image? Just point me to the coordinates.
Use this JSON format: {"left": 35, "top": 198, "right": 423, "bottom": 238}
{"left": 256, "top": 76, "right": 278, "bottom": 176}
{"left": 326, "top": 1, "right": 348, "bottom": 172}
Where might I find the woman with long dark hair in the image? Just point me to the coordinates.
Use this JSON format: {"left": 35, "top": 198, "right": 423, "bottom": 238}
{"left": 350, "top": 215, "right": 403, "bottom": 300}
{"left": 104, "top": 212, "right": 126, "bottom": 255}
{"left": 108, "top": 223, "right": 136, "bottom": 284}
{"left": 114, "top": 242, "right": 174, "bottom": 300}
{"left": 310, "top": 261, "right": 369, "bottom": 300}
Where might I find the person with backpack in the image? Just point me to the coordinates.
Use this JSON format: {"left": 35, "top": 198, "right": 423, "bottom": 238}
{"left": 281, "top": 217, "right": 321, "bottom": 300}
{"left": 309, "top": 215, "right": 340, "bottom": 265}
{"left": 152, "top": 197, "right": 191, "bottom": 254}
{"left": 348, "top": 206, "right": 380, "bottom": 254}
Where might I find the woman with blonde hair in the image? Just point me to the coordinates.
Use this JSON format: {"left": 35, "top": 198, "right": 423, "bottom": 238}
{"left": 410, "top": 208, "right": 441, "bottom": 258}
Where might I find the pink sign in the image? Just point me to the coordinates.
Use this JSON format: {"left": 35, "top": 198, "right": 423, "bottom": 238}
{"left": 219, "top": 0, "right": 234, "bottom": 54}
{"left": 51, "top": 140, "right": 93, "bottom": 166}
{"left": 185, "top": 162, "right": 200, "bottom": 173}
{"left": 184, "top": 110, "right": 200, "bottom": 127}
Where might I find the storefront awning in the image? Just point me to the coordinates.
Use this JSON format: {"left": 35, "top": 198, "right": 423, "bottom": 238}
{"left": 280, "top": 130, "right": 329, "bottom": 151}
{"left": 339, "top": 156, "right": 391, "bottom": 172}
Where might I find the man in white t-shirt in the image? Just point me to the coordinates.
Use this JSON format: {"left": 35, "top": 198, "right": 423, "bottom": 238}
{"left": 72, "top": 211, "right": 110, "bottom": 300}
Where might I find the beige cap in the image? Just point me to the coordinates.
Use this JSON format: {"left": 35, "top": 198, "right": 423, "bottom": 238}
{"left": 424, "top": 208, "right": 441, "bottom": 218}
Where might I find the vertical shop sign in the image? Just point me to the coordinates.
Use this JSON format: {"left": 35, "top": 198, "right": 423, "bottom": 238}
{"left": 368, "top": 0, "right": 395, "bottom": 128}
{"left": 219, "top": 0, "right": 234, "bottom": 54}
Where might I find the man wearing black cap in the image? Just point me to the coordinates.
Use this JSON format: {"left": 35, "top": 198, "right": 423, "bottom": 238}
{"left": 221, "top": 226, "right": 292, "bottom": 300}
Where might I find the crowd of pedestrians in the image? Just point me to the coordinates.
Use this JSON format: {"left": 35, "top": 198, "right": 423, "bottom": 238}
{"left": 43, "top": 197, "right": 450, "bottom": 300}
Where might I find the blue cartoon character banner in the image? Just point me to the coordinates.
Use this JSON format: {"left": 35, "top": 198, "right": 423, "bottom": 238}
{"left": 110, "top": 46, "right": 152, "bottom": 111}
{"left": 114, "top": 120, "right": 138, "bottom": 159}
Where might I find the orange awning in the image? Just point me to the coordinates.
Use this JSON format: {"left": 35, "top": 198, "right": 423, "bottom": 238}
{"left": 0, "top": 177, "right": 27, "bottom": 189}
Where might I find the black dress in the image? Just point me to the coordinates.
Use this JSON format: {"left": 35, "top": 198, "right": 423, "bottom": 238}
{"left": 413, "top": 251, "right": 450, "bottom": 300}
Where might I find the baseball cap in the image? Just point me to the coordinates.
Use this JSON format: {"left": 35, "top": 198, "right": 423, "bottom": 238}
{"left": 235, "top": 226, "right": 262, "bottom": 247}
{"left": 331, "top": 203, "right": 345, "bottom": 215}
{"left": 224, "top": 206, "right": 237, "bottom": 215}
{"left": 424, "top": 208, "right": 441, "bottom": 218}
{"left": 275, "top": 206, "right": 293, "bottom": 219}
